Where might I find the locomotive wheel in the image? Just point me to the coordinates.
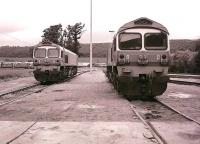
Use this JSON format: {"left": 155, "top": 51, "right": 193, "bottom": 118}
{"left": 116, "top": 80, "right": 123, "bottom": 93}
{"left": 108, "top": 72, "right": 112, "bottom": 82}
{"left": 59, "top": 72, "right": 64, "bottom": 81}
{"left": 113, "top": 74, "right": 118, "bottom": 89}
{"left": 73, "top": 67, "right": 77, "bottom": 75}
{"left": 124, "top": 94, "right": 133, "bottom": 101}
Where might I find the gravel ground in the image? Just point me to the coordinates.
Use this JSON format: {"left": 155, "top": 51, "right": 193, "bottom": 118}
{"left": 131, "top": 100, "right": 188, "bottom": 122}
{"left": 0, "top": 69, "right": 200, "bottom": 143}
{"left": 0, "top": 69, "right": 199, "bottom": 123}
{"left": 0, "top": 70, "right": 137, "bottom": 122}
{"left": 158, "top": 83, "right": 200, "bottom": 122}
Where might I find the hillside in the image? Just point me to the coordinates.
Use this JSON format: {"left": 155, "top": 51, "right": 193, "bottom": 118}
{"left": 79, "top": 43, "right": 111, "bottom": 57}
{"left": 0, "top": 46, "right": 34, "bottom": 58}
{"left": 0, "top": 43, "right": 111, "bottom": 58}
{"left": 80, "top": 40, "right": 199, "bottom": 56}
{"left": 170, "top": 39, "right": 197, "bottom": 53}
{"left": 0, "top": 39, "right": 199, "bottom": 58}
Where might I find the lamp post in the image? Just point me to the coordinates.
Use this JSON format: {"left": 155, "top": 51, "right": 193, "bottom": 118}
{"left": 109, "top": 30, "right": 115, "bottom": 42}
{"left": 90, "top": 0, "right": 93, "bottom": 71}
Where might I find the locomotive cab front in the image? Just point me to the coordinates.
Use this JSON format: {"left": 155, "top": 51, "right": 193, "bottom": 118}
{"left": 107, "top": 17, "right": 170, "bottom": 99}
{"left": 33, "top": 45, "right": 63, "bottom": 82}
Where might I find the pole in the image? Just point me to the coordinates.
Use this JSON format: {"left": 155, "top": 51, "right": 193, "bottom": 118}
{"left": 90, "top": 0, "right": 93, "bottom": 71}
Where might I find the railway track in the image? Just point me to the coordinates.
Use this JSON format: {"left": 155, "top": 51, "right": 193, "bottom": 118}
{"left": 0, "top": 83, "right": 40, "bottom": 97}
{"left": 169, "top": 79, "right": 200, "bottom": 86}
{"left": 168, "top": 74, "right": 200, "bottom": 79}
{"left": 0, "top": 69, "right": 90, "bottom": 107}
{"left": 129, "top": 104, "right": 166, "bottom": 144}
{"left": 155, "top": 98, "right": 200, "bottom": 125}
{"left": 169, "top": 74, "right": 200, "bottom": 86}
{"left": 129, "top": 98, "right": 200, "bottom": 144}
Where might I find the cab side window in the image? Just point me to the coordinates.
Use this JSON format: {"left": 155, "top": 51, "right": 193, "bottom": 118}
{"left": 65, "top": 55, "right": 68, "bottom": 63}
{"left": 111, "top": 38, "right": 116, "bottom": 61}
{"left": 113, "top": 38, "right": 116, "bottom": 51}
{"left": 61, "top": 51, "right": 63, "bottom": 58}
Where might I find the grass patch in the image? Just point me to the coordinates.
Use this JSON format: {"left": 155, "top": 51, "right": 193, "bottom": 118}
{"left": 0, "top": 69, "right": 33, "bottom": 82}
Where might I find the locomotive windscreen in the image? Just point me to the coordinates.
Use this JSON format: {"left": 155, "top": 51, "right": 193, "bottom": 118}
{"left": 119, "top": 33, "right": 142, "bottom": 50}
{"left": 34, "top": 48, "right": 46, "bottom": 58}
{"left": 48, "top": 49, "right": 59, "bottom": 58}
{"left": 144, "top": 33, "right": 167, "bottom": 50}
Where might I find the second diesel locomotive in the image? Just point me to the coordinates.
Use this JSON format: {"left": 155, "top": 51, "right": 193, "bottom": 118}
{"left": 33, "top": 41, "right": 78, "bottom": 83}
{"left": 107, "top": 17, "right": 170, "bottom": 100}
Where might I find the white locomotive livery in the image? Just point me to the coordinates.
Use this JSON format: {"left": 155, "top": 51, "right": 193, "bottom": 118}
{"left": 33, "top": 41, "right": 78, "bottom": 83}
{"left": 106, "top": 17, "right": 170, "bottom": 99}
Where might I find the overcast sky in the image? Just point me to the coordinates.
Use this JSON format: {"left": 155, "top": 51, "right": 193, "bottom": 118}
{"left": 0, "top": 0, "right": 199, "bottom": 46}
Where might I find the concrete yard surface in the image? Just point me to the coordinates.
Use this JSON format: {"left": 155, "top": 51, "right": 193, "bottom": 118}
{"left": 1, "top": 122, "right": 155, "bottom": 144}
{"left": 0, "top": 121, "right": 35, "bottom": 144}
{"left": 151, "top": 121, "right": 200, "bottom": 144}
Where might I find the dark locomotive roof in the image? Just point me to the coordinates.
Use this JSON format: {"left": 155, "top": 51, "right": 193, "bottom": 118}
{"left": 117, "top": 17, "right": 169, "bottom": 34}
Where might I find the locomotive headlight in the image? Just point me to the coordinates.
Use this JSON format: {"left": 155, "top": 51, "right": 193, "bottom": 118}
{"left": 160, "top": 54, "right": 168, "bottom": 65}
{"left": 119, "top": 54, "right": 125, "bottom": 59}
{"left": 33, "top": 59, "right": 39, "bottom": 66}
{"left": 162, "top": 54, "right": 167, "bottom": 59}
{"left": 118, "top": 54, "right": 125, "bottom": 65}
{"left": 125, "top": 54, "right": 130, "bottom": 63}
{"left": 55, "top": 59, "right": 61, "bottom": 66}
{"left": 118, "top": 54, "right": 130, "bottom": 65}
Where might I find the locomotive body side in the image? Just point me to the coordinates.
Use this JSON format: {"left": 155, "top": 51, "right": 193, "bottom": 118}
{"left": 107, "top": 17, "right": 170, "bottom": 99}
{"left": 33, "top": 42, "right": 78, "bottom": 83}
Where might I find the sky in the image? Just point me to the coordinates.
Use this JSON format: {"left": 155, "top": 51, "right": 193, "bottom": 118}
{"left": 0, "top": 0, "right": 200, "bottom": 46}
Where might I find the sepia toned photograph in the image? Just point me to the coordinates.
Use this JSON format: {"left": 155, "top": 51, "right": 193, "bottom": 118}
{"left": 0, "top": 0, "right": 200, "bottom": 143}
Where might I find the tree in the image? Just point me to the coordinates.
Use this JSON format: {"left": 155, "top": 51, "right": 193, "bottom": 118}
{"left": 194, "top": 39, "right": 200, "bottom": 73}
{"left": 65, "top": 25, "right": 73, "bottom": 51}
{"left": 42, "top": 24, "right": 63, "bottom": 45}
{"left": 70, "top": 23, "right": 85, "bottom": 55}
{"left": 195, "top": 49, "right": 200, "bottom": 73}
{"left": 65, "top": 22, "right": 85, "bottom": 55}
{"left": 41, "top": 22, "right": 85, "bottom": 55}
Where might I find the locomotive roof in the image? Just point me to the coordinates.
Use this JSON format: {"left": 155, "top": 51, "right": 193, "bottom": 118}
{"left": 35, "top": 40, "right": 77, "bottom": 56}
{"left": 117, "top": 17, "right": 169, "bottom": 34}
{"left": 36, "top": 40, "right": 60, "bottom": 49}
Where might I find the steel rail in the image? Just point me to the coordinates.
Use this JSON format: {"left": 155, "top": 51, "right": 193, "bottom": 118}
{"left": 0, "top": 83, "right": 40, "bottom": 97}
{"left": 0, "top": 85, "right": 47, "bottom": 107}
{"left": 169, "top": 74, "right": 200, "bottom": 79}
{"left": 169, "top": 79, "right": 200, "bottom": 86}
{"left": 155, "top": 98, "right": 200, "bottom": 125}
{"left": 129, "top": 104, "right": 167, "bottom": 144}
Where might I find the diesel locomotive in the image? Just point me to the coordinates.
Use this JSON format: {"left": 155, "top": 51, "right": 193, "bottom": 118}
{"left": 106, "top": 17, "right": 170, "bottom": 99}
{"left": 33, "top": 41, "right": 78, "bottom": 83}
